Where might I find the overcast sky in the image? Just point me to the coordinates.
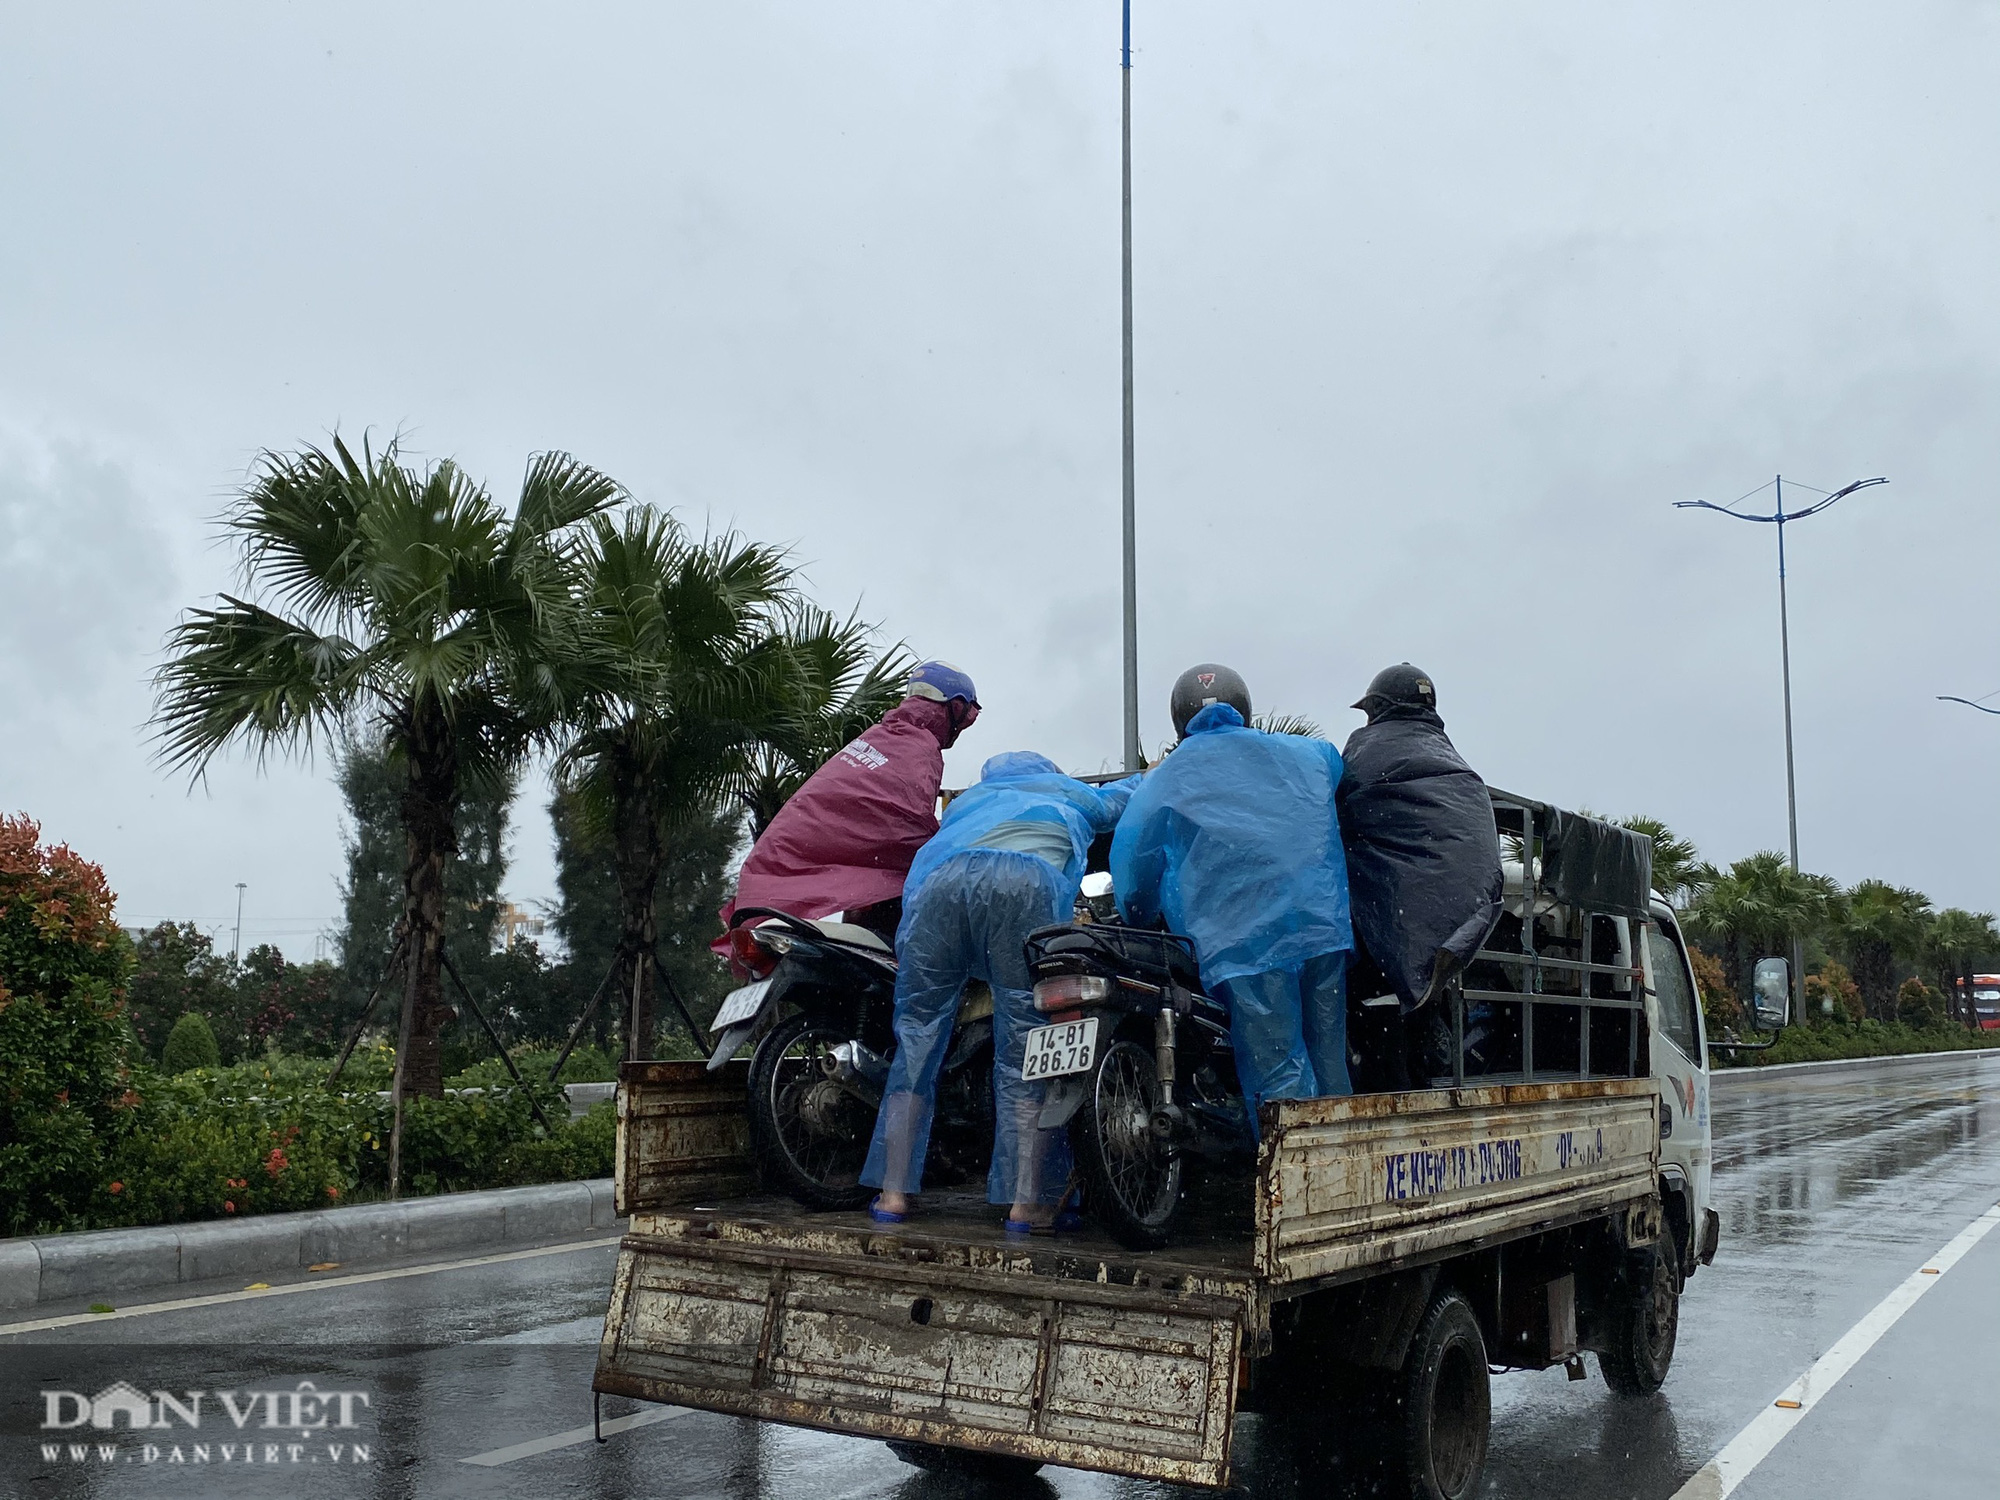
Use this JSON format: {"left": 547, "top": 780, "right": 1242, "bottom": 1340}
{"left": 4, "top": 2, "right": 1997, "bottom": 958}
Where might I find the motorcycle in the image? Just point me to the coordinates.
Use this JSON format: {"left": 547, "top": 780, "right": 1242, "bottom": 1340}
{"left": 1022, "top": 874, "right": 1255, "bottom": 1249}
{"left": 714, "top": 908, "right": 995, "bottom": 1211}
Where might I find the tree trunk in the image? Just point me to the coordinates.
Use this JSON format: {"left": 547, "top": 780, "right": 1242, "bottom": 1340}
{"left": 397, "top": 705, "right": 459, "bottom": 1100}
{"left": 1732, "top": 932, "right": 1750, "bottom": 1026}
{"left": 612, "top": 747, "right": 665, "bottom": 1062}
{"left": 1849, "top": 942, "right": 1887, "bottom": 1022}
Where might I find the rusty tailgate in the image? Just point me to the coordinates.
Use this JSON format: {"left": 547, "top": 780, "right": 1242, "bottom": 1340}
{"left": 594, "top": 1231, "right": 1245, "bottom": 1487}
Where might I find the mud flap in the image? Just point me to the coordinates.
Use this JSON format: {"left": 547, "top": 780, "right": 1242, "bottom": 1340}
{"left": 594, "top": 1235, "right": 1244, "bottom": 1487}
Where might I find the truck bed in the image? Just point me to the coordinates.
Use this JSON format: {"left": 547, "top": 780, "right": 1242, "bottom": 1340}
{"left": 595, "top": 1061, "right": 1660, "bottom": 1486}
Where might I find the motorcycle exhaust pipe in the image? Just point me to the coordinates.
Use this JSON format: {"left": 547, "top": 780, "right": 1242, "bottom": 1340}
{"left": 824, "top": 1039, "right": 889, "bottom": 1107}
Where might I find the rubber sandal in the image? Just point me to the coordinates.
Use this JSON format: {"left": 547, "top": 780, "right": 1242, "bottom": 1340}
{"left": 868, "top": 1197, "right": 909, "bottom": 1225}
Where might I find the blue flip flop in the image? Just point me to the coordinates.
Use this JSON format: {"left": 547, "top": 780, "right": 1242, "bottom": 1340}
{"left": 868, "top": 1197, "right": 910, "bottom": 1226}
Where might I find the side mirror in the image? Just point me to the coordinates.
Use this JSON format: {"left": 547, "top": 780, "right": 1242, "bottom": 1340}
{"left": 1752, "top": 957, "right": 1790, "bottom": 1031}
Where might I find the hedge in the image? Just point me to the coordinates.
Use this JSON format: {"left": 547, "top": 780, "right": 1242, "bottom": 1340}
{"left": 21, "top": 1058, "right": 615, "bottom": 1236}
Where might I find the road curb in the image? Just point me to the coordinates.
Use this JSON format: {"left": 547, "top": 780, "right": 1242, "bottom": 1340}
{"left": 1711, "top": 1046, "right": 2000, "bottom": 1087}
{"left": 0, "top": 1177, "right": 619, "bottom": 1311}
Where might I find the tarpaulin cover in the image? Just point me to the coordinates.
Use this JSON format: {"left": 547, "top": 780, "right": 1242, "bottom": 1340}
{"left": 1539, "top": 806, "right": 1654, "bottom": 920}
{"left": 1336, "top": 706, "right": 1504, "bottom": 1010}
{"left": 1110, "top": 702, "right": 1353, "bottom": 988}
{"left": 720, "top": 696, "right": 955, "bottom": 932}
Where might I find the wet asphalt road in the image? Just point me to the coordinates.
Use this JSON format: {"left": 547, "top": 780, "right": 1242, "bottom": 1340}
{"left": 4, "top": 1053, "right": 1996, "bottom": 1499}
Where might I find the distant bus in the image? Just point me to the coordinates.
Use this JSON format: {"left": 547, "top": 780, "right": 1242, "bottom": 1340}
{"left": 1956, "top": 974, "right": 2000, "bottom": 1029}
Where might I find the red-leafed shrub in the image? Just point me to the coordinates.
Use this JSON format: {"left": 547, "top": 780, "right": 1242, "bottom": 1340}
{"left": 0, "top": 813, "right": 137, "bottom": 1234}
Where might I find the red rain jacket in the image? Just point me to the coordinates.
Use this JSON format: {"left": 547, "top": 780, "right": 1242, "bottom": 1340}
{"left": 719, "top": 696, "right": 956, "bottom": 934}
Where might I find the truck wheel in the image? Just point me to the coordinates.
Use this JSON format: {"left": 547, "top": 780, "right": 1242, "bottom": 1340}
{"left": 1599, "top": 1248, "right": 1679, "bottom": 1396}
{"left": 1387, "top": 1290, "right": 1490, "bottom": 1500}
{"left": 748, "top": 1012, "right": 874, "bottom": 1211}
{"left": 1072, "top": 1035, "right": 1183, "bottom": 1250}
{"left": 885, "top": 1440, "right": 1044, "bottom": 1479}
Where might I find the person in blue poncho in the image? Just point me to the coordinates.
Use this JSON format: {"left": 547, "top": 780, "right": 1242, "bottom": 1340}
{"left": 1110, "top": 664, "right": 1354, "bottom": 1132}
{"left": 863, "top": 752, "right": 1136, "bottom": 1233}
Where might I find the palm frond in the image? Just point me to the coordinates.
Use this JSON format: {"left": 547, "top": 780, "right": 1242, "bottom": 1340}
{"left": 229, "top": 434, "right": 393, "bottom": 626}
{"left": 1254, "top": 711, "right": 1323, "bottom": 738}
{"left": 153, "top": 599, "right": 368, "bottom": 775}
{"left": 512, "top": 450, "right": 625, "bottom": 541}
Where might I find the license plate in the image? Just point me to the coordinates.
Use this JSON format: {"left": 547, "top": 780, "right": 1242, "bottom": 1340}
{"left": 711, "top": 978, "right": 773, "bottom": 1033}
{"left": 1021, "top": 1016, "right": 1099, "bottom": 1081}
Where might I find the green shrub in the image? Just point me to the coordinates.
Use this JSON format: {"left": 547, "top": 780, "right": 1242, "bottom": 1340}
{"left": 0, "top": 814, "right": 137, "bottom": 1235}
{"left": 162, "top": 1013, "right": 221, "bottom": 1073}
{"left": 446, "top": 1043, "right": 618, "bottom": 1089}
{"left": 1715, "top": 1016, "right": 1992, "bottom": 1068}
{"left": 1895, "top": 978, "right": 1946, "bottom": 1030}
{"left": 66, "top": 1059, "right": 613, "bottom": 1233}
{"left": 1806, "top": 961, "right": 1865, "bottom": 1025}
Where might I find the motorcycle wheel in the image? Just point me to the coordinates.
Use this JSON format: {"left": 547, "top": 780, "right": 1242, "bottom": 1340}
{"left": 1072, "top": 1033, "right": 1183, "bottom": 1250}
{"left": 748, "top": 1012, "right": 875, "bottom": 1211}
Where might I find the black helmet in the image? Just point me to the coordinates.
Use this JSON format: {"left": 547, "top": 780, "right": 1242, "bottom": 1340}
{"left": 1170, "top": 663, "right": 1252, "bottom": 738}
{"left": 1354, "top": 662, "right": 1437, "bottom": 721}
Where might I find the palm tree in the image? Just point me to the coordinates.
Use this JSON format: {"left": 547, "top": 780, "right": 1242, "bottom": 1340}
{"left": 154, "top": 435, "right": 618, "bottom": 1099}
{"left": 1925, "top": 907, "right": 1997, "bottom": 1029}
{"left": 1834, "top": 880, "right": 1934, "bottom": 1021}
{"left": 735, "top": 605, "right": 912, "bottom": 840}
{"left": 1684, "top": 851, "right": 1837, "bottom": 1011}
{"left": 555, "top": 506, "right": 804, "bottom": 1056}
{"left": 1616, "top": 817, "right": 1707, "bottom": 907}
{"left": 1254, "top": 711, "right": 1325, "bottom": 738}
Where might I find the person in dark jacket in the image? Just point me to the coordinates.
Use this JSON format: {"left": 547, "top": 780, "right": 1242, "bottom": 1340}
{"left": 1336, "top": 663, "right": 1503, "bottom": 1090}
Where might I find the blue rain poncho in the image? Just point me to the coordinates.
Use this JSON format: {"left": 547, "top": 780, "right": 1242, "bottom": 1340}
{"left": 1111, "top": 703, "right": 1352, "bottom": 986}
{"left": 903, "top": 751, "right": 1137, "bottom": 902}
{"left": 863, "top": 753, "right": 1137, "bottom": 1206}
{"left": 1110, "top": 703, "right": 1354, "bottom": 1124}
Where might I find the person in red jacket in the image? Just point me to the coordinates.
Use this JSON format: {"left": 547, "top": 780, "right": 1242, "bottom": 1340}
{"left": 719, "top": 662, "right": 980, "bottom": 941}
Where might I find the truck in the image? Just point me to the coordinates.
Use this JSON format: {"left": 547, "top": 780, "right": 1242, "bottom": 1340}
{"left": 591, "top": 791, "right": 1724, "bottom": 1498}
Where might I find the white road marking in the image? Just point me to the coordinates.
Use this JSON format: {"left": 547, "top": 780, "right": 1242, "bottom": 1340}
{"left": 459, "top": 1403, "right": 693, "bottom": 1465}
{"left": 0, "top": 1236, "right": 623, "bottom": 1337}
{"left": 1670, "top": 1200, "right": 2000, "bottom": 1500}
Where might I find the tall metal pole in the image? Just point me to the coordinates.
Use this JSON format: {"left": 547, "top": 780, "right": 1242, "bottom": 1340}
{"left": 1119, "top": 0, "right": 1142, "bottom": 772}
{"left": 1674, "top": 472, "right": 1887, "bottom": 1029}
{"left": 1773, "top": 477, "right": 1806, "bottom": 1025}
{"left": 232, "top": 882, "right": 247, "bottom": 963}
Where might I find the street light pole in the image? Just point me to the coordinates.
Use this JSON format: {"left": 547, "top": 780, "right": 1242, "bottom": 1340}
{"left": 1119, "top": 0, "right": 1142, "bottom": 772}
{"left": 232, "top": 881, "right": 247, "bottom": 963}
{"left": 1775, "top": 479, "right": 1800, "bottom": 878}
{"left": 1676, "top": 473, "right": 1887, "bottom": 1026}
